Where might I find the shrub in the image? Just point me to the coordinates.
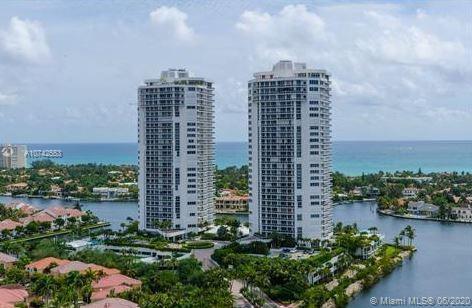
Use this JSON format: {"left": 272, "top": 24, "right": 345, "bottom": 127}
{"left": 184, "top": 241, "right": 214, "bottom": 249}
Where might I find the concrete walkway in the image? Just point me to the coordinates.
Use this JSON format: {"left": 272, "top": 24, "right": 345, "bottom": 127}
{"left": 231, "top": 280, "right": 254, "bottom": 308}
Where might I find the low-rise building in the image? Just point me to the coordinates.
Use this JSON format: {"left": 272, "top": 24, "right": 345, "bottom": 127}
{"left": 0, "top": 219, "right": 23, "bottom": 232}
{"left": 4, "top": 202, "right": 37, "bottom": 215}
{"left": 0, "top": 285, "right": 28, "bottom": 307}
{"left": 451, "top": 206, "right": 472, "bottom": 221}
{"left": 215, "top": 190, "right": 248, "bottom": 213}
{"left": 350, "top": 187, "right": 363, "bottom": 197}
{"left": 50, "top": 260, "right": 120, "bottom": 276}
{"left": 361, "top": 186, "right": 380, "bottom": 197}
{"left": 93, "top": 187, "right": 129, "bottom": 200}
{"left": 91, "top": 273, "right": 142, "bottom": 301}
{"left": 26, "top": 257, "right": 71, "bottom": 273}
{"left": 354, "top": 230, "right": 385, "bottom": 260}
{"left": 0, "top": 252, "right": 18, "bottom": 269}
{"left": 4, "top": 183, "right": 28, "bottom": 193}
{"left": 407, "top": 201, "right": 439, "bottom": 217}
{"left": 83, "top": 298, "right": 138, "bottom": 308}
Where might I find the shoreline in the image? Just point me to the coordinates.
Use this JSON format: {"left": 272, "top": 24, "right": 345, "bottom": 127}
{"left": 343, "top": 248, "right": 414, "bottom": 305}
{"left": 323, "top": 246, "right": 415, "bottom": 308}
{"left": 378, "top": 209, "right": 472, "bottom": 224}
{"left": 333, "top": 199, "right": 376, "bottom": 206}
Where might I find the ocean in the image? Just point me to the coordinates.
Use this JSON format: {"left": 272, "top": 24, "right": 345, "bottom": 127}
{"left": 25, "top": 141, "right": 472, "bottom": 175}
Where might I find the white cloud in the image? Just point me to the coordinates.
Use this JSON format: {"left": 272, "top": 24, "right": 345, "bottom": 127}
{"left": 0, "top": 17, "right": 51, "bottom": 64}
{"left": 356, "top": 11, "right": 466, "bottom": 68}
{"left": 150, "top": 6, "right": 196, "bottom": 43}
{"left": 235, "top": 4, "right": 472, "bottom": 139}
{"left": 236, "top": 5, "right": 326, "bottom": 60}
{"left": 0, "top": 91, "right": 17, "bottom": 105}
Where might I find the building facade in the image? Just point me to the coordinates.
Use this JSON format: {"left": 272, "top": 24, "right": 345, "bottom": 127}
{"left": 215, "top": 189, "right": 249, "bottom": 213}
{"left": 248, "top": 60, "right": 333, "bottom": 240}
{"left": 0, "top": 144, "right": 27, "bottom": 169}
{"left": 138, "top": 69, "right": 215, "bottom": 237}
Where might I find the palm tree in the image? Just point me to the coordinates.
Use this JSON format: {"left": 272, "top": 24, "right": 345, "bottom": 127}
{"left": 404, "top": 225, "right": 416, "bottom": 246}
{"left": 393, "top": 236, "right": 400, "bottom": 248}
{"left": 32, "top": 274, "right": 57, "bottom": 306}
{"left": 399, "top": 230, "right": 405, "bottom": 246}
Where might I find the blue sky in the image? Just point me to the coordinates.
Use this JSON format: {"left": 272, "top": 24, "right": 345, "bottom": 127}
{"left": 0, "top": 0, "right": 471, "bottom": 143}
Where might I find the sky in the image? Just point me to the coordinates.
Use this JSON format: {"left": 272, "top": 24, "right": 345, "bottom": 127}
{"left": 0, "top": 0, "right": 471, "bottom": 143}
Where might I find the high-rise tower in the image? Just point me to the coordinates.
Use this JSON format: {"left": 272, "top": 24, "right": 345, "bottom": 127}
{"left": 138, "top": 69, "right": 215, "bottom": 239}
{"left": 248, "top": 61, "right": 333, "bottom": 240}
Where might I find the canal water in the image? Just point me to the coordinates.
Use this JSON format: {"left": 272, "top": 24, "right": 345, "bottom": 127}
{"left": 1, "top": 196, "right": 471, "bottom": 307}
{"left": 0, "top": 196, "right": 137, "bottom": 231}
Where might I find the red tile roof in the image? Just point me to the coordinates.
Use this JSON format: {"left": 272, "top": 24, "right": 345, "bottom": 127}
{"left": 45, "top": 206, "right": 84, "bottom": 219}
{"left": 91, "top": 285, "right": 132, "bottom": 301}
{"left": 4, "top": 202, "right": 37, "bottom": 215}
{"left": 92, "top": 274, "right": 141, "bottom": 290}
{"left": 88, "top": 264, "right": 121, "bottom": 276}
{"left": 82, "top": 298, "right": 138, "bottom": 308}
{"left": 0, "top": 219, "right": 22, "bottom": 231}
{"left": 26, "top": 257, "right": 70, "bottom": 272}
{"left": 50, "top": 261, "right": 90, "bottom": 275}
{"left": 0, "top": 285, "right": 28, "bottom": 304}
{"left": 50, "top": 261, "right": 120, "bottom": 276}
{"left": 21, "top": 211, "right": 56, "bottom": 224}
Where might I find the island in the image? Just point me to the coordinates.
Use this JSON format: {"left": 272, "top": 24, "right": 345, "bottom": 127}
{"left": 333, "top": 170, "right": 472, "bottom": 223}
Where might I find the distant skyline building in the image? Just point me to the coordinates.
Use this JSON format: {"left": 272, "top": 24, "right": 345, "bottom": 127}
{"left": 137, "top": 69, "right": 215, "bottom": 239}
{"left": 0, "top": 144, "right": 27, "bottom": 169}
{"left": 248, "top": 60, "right": 333, "bottom": 240}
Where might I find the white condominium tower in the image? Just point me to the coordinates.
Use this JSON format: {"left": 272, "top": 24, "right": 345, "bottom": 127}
{"left": 0, "top": 144, "right": 27, "bottom": 169}
{"left": 138, "top": 69, "right": 215, "bottom": 239}
{"left": 248, "top": 60, "right": 333, "bottom": 240}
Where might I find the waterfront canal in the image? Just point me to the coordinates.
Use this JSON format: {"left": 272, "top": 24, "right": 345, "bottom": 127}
{"left": 1, "top": 196, "right": 471, "bottom": 307}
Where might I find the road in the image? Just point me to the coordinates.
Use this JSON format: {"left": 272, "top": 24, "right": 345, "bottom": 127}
{"left": 191, "top": 242, "right": 254, "bottom": 307}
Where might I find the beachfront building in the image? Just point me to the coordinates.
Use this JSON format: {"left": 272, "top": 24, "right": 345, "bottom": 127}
{"left": 0, "top": 144, "right": 27, "bottom": 169}
{"left": 138, "top": 69, "right": 215, "bottom": 238}
{"left": 248, "top": 60, "right": 333, "bottom": 240}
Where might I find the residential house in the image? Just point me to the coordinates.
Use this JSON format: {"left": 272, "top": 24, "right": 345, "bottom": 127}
{"left": 4, "top": 183, "right": 28, "bottom": 193}
{"left": 4, "top": 202, "right": 37, "bottom": 215}
{"left": 82, "top": 298, "right": 138, "bottom": 308}
{"left": 0, "top": 285, "right": 28, "bottom": 307}
{"left": 451, "top": 206, "right": 472, "bottom": 222}
{"left": 361, "top": 186, "right": 380, "bottom": 197}
{"left": 215, "top": 190, "right": 248, "bottom": 213}
{"left": 20, "top": 211, "right": 56, "bottom": 225}
{"left": 350, "top": 187, "right": 363, "bottom": 197}
{"left": 354, "top": 230, "right": 384, "bottom": 260}
{"left": 26, "top": 257, "right": 71, "bottom": 273}
{"left": 92, "top": 187, "right": 129, "bottom": 200}
{"left": 21, "top": 206, "right": 85, "bottom": 227}
{"left": 407, "top": 201, "right": 439, "bottom": 217}
{"left": 91, "top": 273, "right": 142, "bottom": 301}
{"left": 0, "top": 219, "right": 23, "bottom": 232}
{"left": 50, "top": 261, "right": 120, "bottom": 276}
{"left": 0, "top": 252, "right": 17, "bottom": 269}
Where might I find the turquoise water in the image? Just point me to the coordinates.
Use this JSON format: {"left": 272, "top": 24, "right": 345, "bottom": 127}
{"left": 25, "top": 141, "right": 472, "bottom": 175}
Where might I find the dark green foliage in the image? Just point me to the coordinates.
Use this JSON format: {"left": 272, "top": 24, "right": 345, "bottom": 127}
{"left": 215, "top": 165, "right": 248, "bottom": 193}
